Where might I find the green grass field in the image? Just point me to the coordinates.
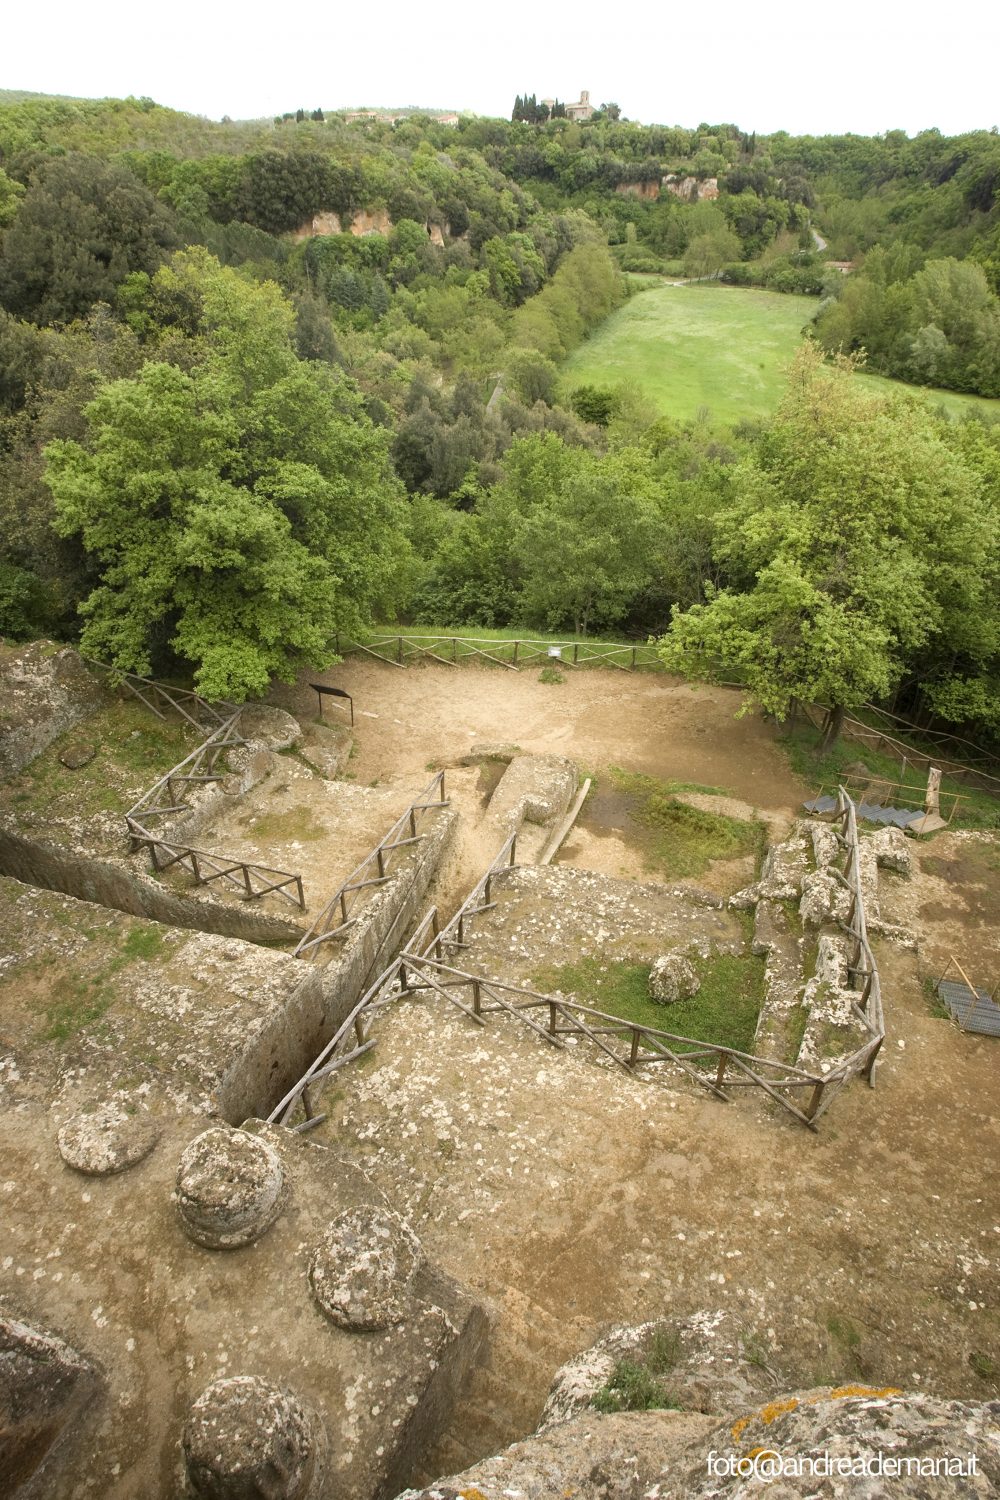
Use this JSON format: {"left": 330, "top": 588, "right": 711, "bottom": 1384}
{"left": 562, "top": 283, "right": 1000, "bottom": 427}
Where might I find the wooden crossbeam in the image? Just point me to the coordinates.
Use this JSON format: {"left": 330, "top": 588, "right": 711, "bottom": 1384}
{"left": 409, "top": 965, "right": 486, "bottom": 1026}
{"left": 476, "top": 982, "right": 565, "bottom": 1047}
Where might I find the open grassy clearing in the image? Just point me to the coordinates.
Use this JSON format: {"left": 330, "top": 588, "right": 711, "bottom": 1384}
{"left": 533, "top": 951, "right": 765, "bottom": 1057}
{"left": 561, "top": 283, "right": 1000, "bottom": 426}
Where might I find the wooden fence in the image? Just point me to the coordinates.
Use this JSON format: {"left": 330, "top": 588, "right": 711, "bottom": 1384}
{"left": 293, "top": 771, "right": 451, "bottom": 958}
{"left": 269, "top": 788, "right": 886, "bottom": 1133}
{"left": 124, "top": 713, "right": 305, "bottom": 909}
{"left": 334, "top": 632, "right": 665, "bottom": 673}
{"left": 85, "top": 659, "right": 236, "bottom": 730}
{"left": 801, "top": 703, "right": 1000, "bottom": 796}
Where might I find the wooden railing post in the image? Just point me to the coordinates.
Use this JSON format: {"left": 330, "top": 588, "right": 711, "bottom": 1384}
{"left": 805, "top": 1080, "right": 826, "bottom": 1119}
{"left": 715, "top": 1052, "right": 729, "bottom": 1091}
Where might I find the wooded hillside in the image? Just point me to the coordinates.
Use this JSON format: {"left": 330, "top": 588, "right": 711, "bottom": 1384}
{"left": 0, "top": 95, "right": 997, "bottom": 746}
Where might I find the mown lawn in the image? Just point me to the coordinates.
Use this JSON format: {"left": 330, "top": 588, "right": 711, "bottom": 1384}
{"left": 561, "top": 283, "right": 1000, "bottom": 427}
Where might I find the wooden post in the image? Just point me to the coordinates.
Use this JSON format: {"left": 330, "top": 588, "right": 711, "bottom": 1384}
{"left": 512, "top": 640, "right": 519, "bottom": 667}
{"left": 925, "top": 765, "right": 942, "bottom": 816}
{"left": 715, "top": 1052, "right": 728, "bottom": 1091}
{"left": 452, "top": 637, "right": 458, "bottom": 663}
{"left": 861, "top": 1036, "right": 882, "bottom": 1085}
{"left": 549, "top": 1002, "right": 558, "bottom": 1035}
{"left": 805, "top": 1080, "right": 826, "bottom": 1119}
{"left": 473, "top": 980, "right": 482, "bottom": 1016}
{"left": 631, "top": 645, "right": 637, "bottom": 669}
{"left": 397, "top": 636, "right": 403, "bottom": 665}
{"left": 354, "top": 1015, "right": 367, "bottom": 1046}
{"left": 629, "top": 1030, "right": 640, "bottom": 1067}
{"left": 377, "top": 847, "right": 385, "bottom": 879}
{"left": 573, "top": 643, "right": 579, "bottom": 665}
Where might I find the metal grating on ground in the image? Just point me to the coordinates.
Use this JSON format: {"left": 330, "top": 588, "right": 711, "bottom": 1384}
{"left": 937, "top": 980, "right": 1000, "bottom": 1037}
{"left": 803, "top": 795, "right": 921, "bottom": 828}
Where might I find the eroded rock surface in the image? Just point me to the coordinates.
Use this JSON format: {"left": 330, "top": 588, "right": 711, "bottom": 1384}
{"left": 398, "top": 1386, "right": 1000, "bottom": 1499}
{"left": 648, "top": 953, "right": 701, "bottom": 1005}
{"left": 0, "top": 1317, "right": 98, "bottom": 1493}
{"left": 57, "top": 1100, "right": 161, "bottom": 1176}
{"left": 0, "top": 644, "right": 105, "bottom": 779}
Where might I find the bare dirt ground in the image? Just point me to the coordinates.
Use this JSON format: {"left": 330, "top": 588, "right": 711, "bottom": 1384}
{"left": 266, "top": 661, "right": 1000, "bottom": 1477}
{"left": 271, "top": 662, "right": 796, "bottom": 808}
{"left": 270, "top": 662, "right": 798, "bottom": 917}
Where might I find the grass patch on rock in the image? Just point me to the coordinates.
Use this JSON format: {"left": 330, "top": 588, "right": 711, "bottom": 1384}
{"left": 592, "top": 1327, "right": 684, "bottom": 1413}
{"left": 2, "top": 700, "right": 196, "bottom": 819}
{"left": 608, "top": 767, "right": 764, "bottom": 877}
{"left": 534, "top": 951, "right": 764, "bottom": 1056}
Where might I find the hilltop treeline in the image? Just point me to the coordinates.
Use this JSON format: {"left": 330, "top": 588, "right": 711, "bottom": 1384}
{"left": 0, "top": 94, "right": 997, "bottom": 740}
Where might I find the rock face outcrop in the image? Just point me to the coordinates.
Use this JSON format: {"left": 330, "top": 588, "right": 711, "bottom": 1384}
{"left": 57, "top": 1101, "right": 161, "bottom": 1176}
{"left": 175, "top": 1126, "right": 286, "bottom": 1249}
{"left": 0, "top": 1317, "right": 100, "bottom": 1493}
{"left": 308, "top": 1207, "right": 422, "bottom": 1331}
{"left": 395, "top": 1386, "right": 1000, "bottom": 1499}
{"left": 182, "top": 1376, "right": 324, "bottom": 1500}
{"left": 0, "top": 644, "right": 105, "bottom": 779}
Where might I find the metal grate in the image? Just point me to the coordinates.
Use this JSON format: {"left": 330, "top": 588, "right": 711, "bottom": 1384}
{"left": 803, "top": 794, "right": 921, "bottom": 828}
{"left": 937, "top": 980, "right": 1000, "bottom": 1037}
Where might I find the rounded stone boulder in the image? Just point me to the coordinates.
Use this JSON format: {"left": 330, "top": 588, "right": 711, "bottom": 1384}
{"left": 57, "top": 1101, "right": 160, "bottom": 1176}
{"left": 183, "top": 1376, "right": 321, "bottom": 1500}
{"left": 648, "top": 952, "right": 700, "bottom": 1005}
{"left": 308, "top": 1207, "right": 421, "bottom": 1331}
{"left": 176, "top": 1128, "right": 284, "bottom": 1250}
{"left": 236, "top": 705, "right": 301, "bottom": 752}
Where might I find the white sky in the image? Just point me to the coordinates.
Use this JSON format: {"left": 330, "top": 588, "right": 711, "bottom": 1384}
{"left": 4, "top": 0, "right": 999, "bottom": 138}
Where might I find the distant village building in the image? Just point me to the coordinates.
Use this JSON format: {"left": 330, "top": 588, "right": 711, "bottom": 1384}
{"left": 564, "top": 90, "right": 595, "bottom": 122}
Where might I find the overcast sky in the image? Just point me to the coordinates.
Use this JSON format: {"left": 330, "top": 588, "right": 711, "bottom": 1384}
{"left": 5, "top": 0, "right": 999, "bottom": 138}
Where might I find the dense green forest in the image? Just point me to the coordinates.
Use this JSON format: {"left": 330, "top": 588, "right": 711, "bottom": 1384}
{"left": 0, "top": 93, "right": 998, "bottom": 741}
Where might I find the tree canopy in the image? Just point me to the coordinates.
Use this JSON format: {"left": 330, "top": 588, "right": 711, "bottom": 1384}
{"left": 45, "top": 252, "right": 408, "bottom": 699}
{"left": 658, "top": 347, "right": 996, "bottom": 741}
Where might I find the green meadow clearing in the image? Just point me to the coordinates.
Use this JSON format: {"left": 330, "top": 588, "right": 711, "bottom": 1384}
{"left": 561, "top": 282, "right": 1000, "bottom": 427}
